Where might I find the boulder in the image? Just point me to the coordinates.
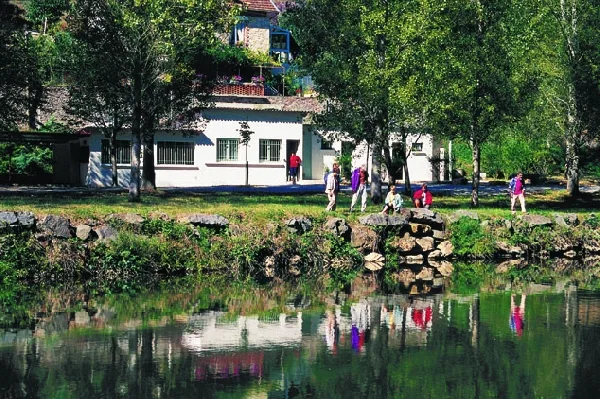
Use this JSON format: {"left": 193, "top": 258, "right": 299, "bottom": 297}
{"left": 427, "top": 250, "right": 442, "bottom": 260}
{"left": 406, "top": 254, "right": 424, "bottom": 264}
{"left": 407, "top": 223, "right": 432, "bottom": 236}
{"left": 187, "top": 214, "right": 230, "bottom": 228}
{"left": 364, "top": 252, "right": 385, "bottom": 271}
{"left": 94, "top": 225, "right": 118, "bottom": 242}
{"left": 437, "top": 241, "right": 454, "bottom": 257}
{"left": 76, "top": 225, "right": 92, "bottom": 241}
{"left": 358, "top": 213, "right": 408, "bottom": 227}
{"left": 288, "top": 255, "right": 302, "bottom": 276}
{"left": 390, "top": 268, "right": 415, "bottom": 287}
{"left": 16, "top": 212, "right": 35, "bottom": 228}
{"left": 106, "top": 213, "right": 144, "bottom": 226}
{"left": 554, "top": 214, "right": 568, "bottom": 227}
{"left": 285, "top": 217, "right": 312, "bottom": 234}
{"left": 388, "top": 234, "right": 417, "bottom": 254}
{"left": 416, "top": 237, "right": 435, "bottom": 252}
{"left": 429, "top": 260, "right": 454, "bottom": 277}
{"left": 0, "top": 211, "right": 18, "bottom": 228}
{"left": 495, "top": 259, "right": 525, "bottom": 273}
{"left": 40, "top": 215, "right": 72, "bottom": 238}
{"left": 519, "top": 214, "right": 552, "bottom": 227}
{"left": 351, "top": 225, "right": 379, "bottom": 253}
{"left": 432, "top": 229, "right": 446, "bottom": 240}
{"left": 324, "top": 218, "right": 351, "bottom": 240}
{"left": 583, "top": 237, "right": 600, "bottom": 253}
{"left": 415, "top": 267, "right": 434, "bottom": 281}
{"left": 409, "top": 208, "right": 444, "bottom": 229}
{"left": 564, "top": 250, "right": 577, "bottom": 258}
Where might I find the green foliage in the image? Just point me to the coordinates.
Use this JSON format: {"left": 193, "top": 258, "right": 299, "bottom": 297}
{"left": 449, "top": 217, "right": 495, "bottom": 258}
{"left": 449, "top": 262, "right": 495, "bottom": 295}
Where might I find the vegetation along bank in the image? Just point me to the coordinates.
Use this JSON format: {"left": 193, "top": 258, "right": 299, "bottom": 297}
{"left": 2, "top": 208, "right": 600, "bottom": 296}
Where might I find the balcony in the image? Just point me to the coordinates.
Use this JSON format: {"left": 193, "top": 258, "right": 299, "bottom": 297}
{"left": 212, "top": 83, "right": 265, "bottom": 96}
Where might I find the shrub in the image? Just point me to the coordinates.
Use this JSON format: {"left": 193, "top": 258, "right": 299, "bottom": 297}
{"left": 449, "top": 217, "right": 495, "bottom": 258}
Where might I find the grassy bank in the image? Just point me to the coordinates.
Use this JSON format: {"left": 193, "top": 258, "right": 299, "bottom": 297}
{"left": 0, "top": 188, "right": 598, "bottom": 223}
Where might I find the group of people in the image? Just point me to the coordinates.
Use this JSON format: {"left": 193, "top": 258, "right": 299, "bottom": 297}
{"left": 302, "top": 155, "right": 527, "bottom": 214}
{"left": 324, "top": 163, "right": 434, "bottom": 213}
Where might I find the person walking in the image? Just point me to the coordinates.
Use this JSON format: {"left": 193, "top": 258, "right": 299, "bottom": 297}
{"left": 350, "top": 164, "right": 368, "bottom": 212}
{"left": 325, "top": 167, "right": 340, "bottom": 211}
{"left": 509, "top": 172, "right": 526, "bottom": 213}
{"left": 289, "top": 152, "right": 302, "bottom": 184}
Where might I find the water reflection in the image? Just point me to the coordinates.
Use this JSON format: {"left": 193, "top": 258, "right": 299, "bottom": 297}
{"left": 3, "top": 284, "right": 600, "bottom": 397}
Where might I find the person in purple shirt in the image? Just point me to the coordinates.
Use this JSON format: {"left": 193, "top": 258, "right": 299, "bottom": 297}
{"left": 509, "top": 172, "right": 526, "bottom": 213}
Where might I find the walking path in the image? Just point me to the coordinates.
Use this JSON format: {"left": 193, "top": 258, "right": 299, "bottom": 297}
{"left": 1, "top": 179, "right": 599, "bottom": 196}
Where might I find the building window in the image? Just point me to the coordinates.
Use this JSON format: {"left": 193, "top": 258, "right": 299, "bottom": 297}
{"left": 259, "top": 139, "right": 281, "bottom": 162}
{"left": 157, "top": 141, "right": 194, "bottom": 165}
{"left": 230, "top": 19, "right": 247, "bottom": 46}
{"left": 216, "top": 138, "right": 239, "bottom": 161}
{"left": 411, "top": 142, "right": 423, "bottom": 152}
{"left": 271, "top": 33, "right": 288, "bottom": 50}
{"left": 101, "top": 139, "right": 131, "bottom": 165}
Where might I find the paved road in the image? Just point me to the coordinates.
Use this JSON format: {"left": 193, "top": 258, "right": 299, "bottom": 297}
{"left": 1, "top": 180, "right": 598, "bottom": 196}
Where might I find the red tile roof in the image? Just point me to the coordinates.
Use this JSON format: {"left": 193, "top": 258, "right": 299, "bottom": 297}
{"left": 239, "top": 0, "right": 279, "bottom": 12}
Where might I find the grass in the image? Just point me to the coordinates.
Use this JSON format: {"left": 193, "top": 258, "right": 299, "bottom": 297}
{"left": 0, "top": 188, "right": 598, "bottom": 223}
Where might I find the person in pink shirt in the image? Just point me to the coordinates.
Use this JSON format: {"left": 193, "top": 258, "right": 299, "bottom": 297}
{"left": 509, "top": 172, "right": 526, "bottom": 213}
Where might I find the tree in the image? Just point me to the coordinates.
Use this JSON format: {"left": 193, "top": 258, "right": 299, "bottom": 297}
{"left": 424, "top": 0, "right": 529, "bottom": 207}
{"left": 532, "top": 0, "right": 600, "bottom": 196}
{"left": 282, "top": 0, "right": 433, "bottom": 203}
{"left": 237, "top": 120, "right": 254, "bottom": 186}
{"left": 26, "top": 0, "right": 71, "bottom": 34}
{"left": 70, "top": 0, "right": 236, "bottom": 201}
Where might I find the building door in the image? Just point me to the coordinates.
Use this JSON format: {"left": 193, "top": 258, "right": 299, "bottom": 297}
{"left": 286, "top": 139, "right": 300, "bottom": 181}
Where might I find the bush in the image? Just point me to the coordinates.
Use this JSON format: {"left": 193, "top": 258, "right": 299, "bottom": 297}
{"left": 449, "top": 217, "right": 495, "bottom": 258}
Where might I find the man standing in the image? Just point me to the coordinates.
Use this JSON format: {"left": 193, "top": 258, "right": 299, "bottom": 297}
{"left": 325, "top": 167, "right": 340, "bottom": 211}
{"left": 413, "top": 183, "right": 433, "bottom": 209}
{"left": 350, "top": 164, "right": 369, "bottom": 212}
{"left": 509, "top": 172, "right": 526, "bottom": 213}
{"left": 289, "top": 152, "right": 302, "bottom": 184}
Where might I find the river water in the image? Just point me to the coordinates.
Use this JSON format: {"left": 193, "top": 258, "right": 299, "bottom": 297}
{"left": 1, "top": 283, "right": 600, "bottom": 398}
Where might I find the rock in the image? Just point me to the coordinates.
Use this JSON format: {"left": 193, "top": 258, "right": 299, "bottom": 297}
{"left": 364, "top": 252, "right": 385, "bottom": 271}
{"left": 583, "top": 237, "right": 600, "bottom": 253}
{"left": 324, "top": 218, "right": 351, "bottom": 240}
{"left": 408, "top": 223, "right": 432, "bottom": 236}
{"left": 264, "top": 256, "right": 275, "bottom": 278}
{"left": 409, "top": 285, "right": 420, "bottom": 295}
{"left": 495, "top": 241, "right": 524, "bottom": 257}
{"left": 437, "top": 241, "right": 454, "bottom": 257}
{"left": 16, "top": 212, "right": 35, "bottom": 228}
{"left": 288, "top": 255, "right": 302, "bottom": 276}
{"left": 94, "top": 225, "right": 118, "bottom": 242}
{"left": 40, "top": 215, "right": 72, "bottom": 238}
{"left": 285, "top": 217, "right": 312, "bottom": 234}
{"left": 519, "top": 214, "right": 552, "bottom": 227}
{"left": 351, "top": 225, "right": 379, "bottom": 253}
{"left": 0, "top": 211, "right": 18, "bottom": 227}
{"left": 416, "top": 237, "right": 435, "bottom": 252}
{"left": 406, "top": 254, "right": 424, "bottom": 264}
{"left": 388, "top": 234, "right": 417, "bottom": 254}
{"left": 565, "top": 213, "right": 579, "bottom": 226}
{"left": 358, "top": 213, "right": 408, "bottom": 227}
{"left": 409, "top": 209, "right": 444, "bottom": 229}
{"left": 432, "top": 277, "right": 445, "bottom": 288}
{"left": 427, "top": 250, "right": 442, "bottom": 260}
{"left": 432, "top": 229, "right": 446, "bottom": 240}
{"left": 415, "top": 267, "right": 434, "bottom": 281}
{"left": 554, "top": 214, "right": 568, "bottom": 227}
{"left": 390, "top": 268, "right": 415, "bottom": 287}
{"left": 495, "top": 259, "right": 525, "bottom": 273}
{"left": 76, "top": 225, "right": 92, "bottom": 241}
{"left": 446, "top": 210, "right": 479, "bottom": 224}
{"left": 564, "top": 250, "right": 577, "bottom": 258}
{"left": 187, "top": 214, "right": 230, "bottom": 228}
{"left": 106, "top": 213, "right": 144, "bottom": 226}
{"left": 435, "top": 261, "right": 454, "bottom": 277}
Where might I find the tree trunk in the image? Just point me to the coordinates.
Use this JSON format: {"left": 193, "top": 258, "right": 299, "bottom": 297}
{"left": 129, "top": 67, "right": 142, "bottom": 202}
{"left": 110, "top": 131, "right": 118, "bottom": 187}
{"left": 370, "top": 141, "right": 383, "bottom": 204}
{"left": 403, "top": 163, "right": 412, "bottom": 195}
{"left": 565, "top": 135, "right": 580, "bottom": 196}
{"left": 142, "top": 133, "right": 156, "bottom": 191}
{"left": 471, "top": 142, "right": 481, "bottom": 208}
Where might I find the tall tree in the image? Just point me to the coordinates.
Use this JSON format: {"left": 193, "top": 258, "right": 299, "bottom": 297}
{"left": 425, "top": 0, "right": 527, "bottom": 207}
{"left": 70, "top": 0, "right": 236, "bottom": 201}
{"left": 533, "top": 0, "right": 600, "bottom": 196}
{"left": 282, "top": 0, "right": 432, "bottom": 202}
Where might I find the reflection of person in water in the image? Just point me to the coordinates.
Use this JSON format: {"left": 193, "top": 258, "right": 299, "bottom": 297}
{"left": 510, "top": 294, "right": 526, "bottom": 336}
{"left": 325, "top": 310, "right": 338, "bottom": 354}
{"left": 411, "top": 306, "right": 432, "bottom": 330}
{"left": 351, "top": 301, "right": 371, "bottom": 353}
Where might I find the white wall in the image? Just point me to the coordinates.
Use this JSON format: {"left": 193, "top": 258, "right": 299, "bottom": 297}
{"left": 85, "top": 109, "right": 304, "bottom": 188}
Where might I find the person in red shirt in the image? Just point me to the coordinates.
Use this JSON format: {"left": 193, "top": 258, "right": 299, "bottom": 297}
{"left": 289, "top": 152, "right": 302, "bottom": 184}
{"left": 413, "top": 183, "right": 433, "bottom": 209}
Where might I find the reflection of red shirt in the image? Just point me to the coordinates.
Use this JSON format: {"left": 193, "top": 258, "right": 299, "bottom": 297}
{"left": 511, "top": 308, "right": 524, "bottom": 336}
{"left": 289, "top": 154, "right": 301, "bottom": 167}
{"left": 412, "top": 307, "right": 432, "bottom": 330}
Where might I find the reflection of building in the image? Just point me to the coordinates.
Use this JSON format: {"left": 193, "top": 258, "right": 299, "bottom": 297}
{"left": 181, "top": 311, "right": 302, "bottom": 352}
